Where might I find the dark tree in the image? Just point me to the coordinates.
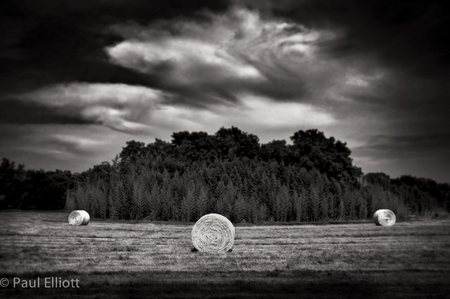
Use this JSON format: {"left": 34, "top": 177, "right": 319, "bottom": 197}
{"left": 82, "top": 161, "right": 118, "bottom": 183}
{"left": 0, "top": 160, "right": 75, "bottom": 210}
{"left": 146, "top": 138, "right": 173, "bottom": 158}
{"left": 119, "top": 140, "right": 146, "bottom": 163}
{"left": 363, "top": 172, "right": 391, "bottom": 189}
{"left": 214, "top": 126, "right": 260, "bottom": 159}
{"left": 171, "top": 131, "right": 219, "bottom": 162}
{"left": 20, "top": 169, "right": 74, "bottom": 210}
{"left": 289, "top": 129, "right": 362, "bottom": 183}
{"left": 391, "top": 175, "right": 449, "bottom": 213}
{"left": 0, "top": 158, "right": 26, "bottom": 208}
{"left": 260, "top": 140, "right": 289, "bottom": 163}
{"left": 440, "top": 183, "right": 450, "bottom": 212}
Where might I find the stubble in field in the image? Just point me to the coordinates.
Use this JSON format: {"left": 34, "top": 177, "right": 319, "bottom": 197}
{"left": 0, "top": 211, "right": 449, "bottom": 298}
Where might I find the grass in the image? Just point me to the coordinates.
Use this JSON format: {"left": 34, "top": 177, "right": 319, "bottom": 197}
{"left": 0, "top": 210, "right": 449, "bottom": 298}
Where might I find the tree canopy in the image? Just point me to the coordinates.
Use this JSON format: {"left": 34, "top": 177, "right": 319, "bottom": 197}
{"left": 120, "top": 127, "right": 362, "bottom": 184}
{"left": 289, "top": 129, "right": 362, "bottom": 183}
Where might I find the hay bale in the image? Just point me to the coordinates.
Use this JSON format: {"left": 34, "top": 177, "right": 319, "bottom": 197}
{"left": 191, "top": 213, "right": 235, "bottom": 253}
{"left": 68, "top": 210, "right": 90, "bottom": 226}
{"left": 373, "top": 209, "right": 396, "bottom": 226}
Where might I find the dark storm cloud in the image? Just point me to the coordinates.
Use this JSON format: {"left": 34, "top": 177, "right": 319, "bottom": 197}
{"left": 354, "top": 134, "right": 450, "bottom": 159}
{"left": 0, "top": 0, "right": 230, "bottom": 96}
{"left": 263, "top": 0, "right": 450, "bottom": 78}
{"left": 340, "top": 72, "right": 450, "bottom": 152}
{"left": 0, "top": 98, "right": 95, "bottom": 125}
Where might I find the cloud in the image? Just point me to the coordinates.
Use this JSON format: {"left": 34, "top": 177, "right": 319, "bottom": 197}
{"left": 9, "top": 80, "right": 335, "bottom": 140}
{"left": 103, "top": 6, "right": 402, "bottom": 130}
{"left": 0, "top": 124, "right": 127, "bottom": 172}
{"left": 6, "top": 7, "right": 342, "bottom": 137}
{"left": 105, "top": 6, "right": 343, "bottom": 107}
{"left": 0, "top": 98, "right": 95, "bottom": 125}
{"left": 8, "top": 5, "right": 411, "bottom": 156}
{"left": 233, "top": 94, "right": 335, "bottom": 128}
{"left": 7, "top": 5, "right": 404, "bottom": 137}
{"left": 11, "top": 83, "right": 170, "bottom": 134}
{"left": 149, "top": 94, "right": 336, "bottom": 134}
{"left": 0, "top": 0, "right": 231, "bottom": 97}
{"left": 254, "top": 0, "right": 450, "bottom": 78}
{"left": 107, "top": 39, "right": 263, "bottom": 83}
{"left": 353, "top": 134, "right": 450, "bottom": 160}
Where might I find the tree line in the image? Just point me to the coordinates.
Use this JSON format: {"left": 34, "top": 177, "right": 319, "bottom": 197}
{"left": 65, "top": 127, "right": 449, "bottom": 222}
{"left": 0, "top": 158, "right": 75, "bottom": 210}
{"left": 2, "top": 127, "right": 449, "bottom": 222}
{"left": 363, "top": 172, "right": 450, "bottom": 215}
{"left": 66, "top": 155, "right": 409, "bottom": 223}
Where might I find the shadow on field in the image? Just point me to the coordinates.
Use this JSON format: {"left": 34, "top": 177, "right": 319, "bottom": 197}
{"left": 1, "top": 269, "right": 449, "bottom": 299}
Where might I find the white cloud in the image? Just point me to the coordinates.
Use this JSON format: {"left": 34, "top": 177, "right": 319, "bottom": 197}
{"left": 239, "top": 94, "right": 335, "bottom": 127}
{"left": 345, "top": 72, "right": 384, "bottom": 87}
{"left": 105, "top": 6, "right": 329, "bottom": 94}
{"left": 104, "top": 6, "right": 391, "bottom": 118}
{"left": 13, "top": 83, "right": 168, "bottom": 134}
{"left": 51, "top": 134, "right": 106, "bottom": 149}
{"left": 107, "top": 38, "right": 263, "bottom": 84}
{"left": 24, "top": 83, "right": 164, "bottom": 107}
{"left": 140, "top": 94, "right": 336, "bottom": 134}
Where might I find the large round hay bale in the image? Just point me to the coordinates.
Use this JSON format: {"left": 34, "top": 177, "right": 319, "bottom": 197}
{"left": 191, "top": 213, "right": 235, "bottom": 253}
{"left": 373, "top": 209, "right": 396, "bottom": 226}
{"left": 68, "top": 210, "right": 90, "bottom": 226}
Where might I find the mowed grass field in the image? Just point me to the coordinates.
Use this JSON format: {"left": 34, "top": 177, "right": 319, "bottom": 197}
{"left": 0, "top": 211, "right": 449, "bottom": 298}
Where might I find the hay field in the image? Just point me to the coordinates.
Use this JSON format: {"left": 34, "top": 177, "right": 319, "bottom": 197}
{"left": 0, "top": 211, "right": 449, "bottom": 298}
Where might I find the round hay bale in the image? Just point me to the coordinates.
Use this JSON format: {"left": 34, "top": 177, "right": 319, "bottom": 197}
{"left": 68, "top": 210, "right": 90, "bottom": 226}
{"left": 373, "top": 209, "right": 396, "bottom": 226}
{"left": 191, "top": 213, "right": 235, "bottom": 253}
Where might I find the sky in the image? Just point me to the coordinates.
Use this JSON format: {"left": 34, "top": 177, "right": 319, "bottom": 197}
{"left": 1, "top": 0, "right": 449, "bottom": 183}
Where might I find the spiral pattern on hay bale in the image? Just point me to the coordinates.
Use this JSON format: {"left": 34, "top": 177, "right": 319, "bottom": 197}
{"left": 373, "top": 209, "right": 396, "bottom": 226}
{"left": 68, "top": 210, "right": 90, "bottom": 226}
{"left": 191, "top": 213, "right": 235, "bottom": 253}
